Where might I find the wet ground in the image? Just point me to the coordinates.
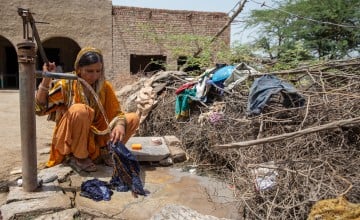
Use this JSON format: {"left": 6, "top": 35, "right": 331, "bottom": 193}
{"left": 0, "top": 90, "right": 240, "bottom": 219}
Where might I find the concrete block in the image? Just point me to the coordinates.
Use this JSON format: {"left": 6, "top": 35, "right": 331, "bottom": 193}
{"left": 163, "top": 136, "right": 187, "bottom": 163}
{"left": 163, "top": 135, "right": 182, "bottom": 147}
{"left": 168, "top": 145, "right": 187, "bottom": 163}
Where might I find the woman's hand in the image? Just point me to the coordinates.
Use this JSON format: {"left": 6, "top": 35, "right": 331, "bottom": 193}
{"left": 36, "top": 62, "right": 56, "bottom": 105}
{"left": 110, "top": 124, "right": 125, "bottom": 143}
{"left": 43, "top": 62, "right": 56, "bottom": 72}
{"left": 39, "top": 62, "right": 55, "bottom": 90}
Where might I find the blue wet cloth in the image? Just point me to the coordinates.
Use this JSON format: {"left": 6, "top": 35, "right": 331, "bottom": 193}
{"left": 109, "top": 142, "right": 146, "bottom": 196}
{"left": 247, "top": 74, "right": 305, "bottom": 115}
{"left": 80, "top": 179, "right": 113, "bottom": 201}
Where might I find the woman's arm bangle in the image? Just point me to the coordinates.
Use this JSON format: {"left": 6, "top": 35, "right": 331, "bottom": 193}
{"left": 116, "top": 119, "right": 126, "bottom": 127}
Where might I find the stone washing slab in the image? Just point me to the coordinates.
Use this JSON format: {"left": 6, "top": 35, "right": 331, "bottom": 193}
{"left": 33, "top": 208, "right": 79, "bottom": 220}
{"left": 6, "top": 184, "right": 63, "bottom": 203}
{"left": 125, "top": 137, "right": 170, "bottom": 162}
{"left": 150, "top": 204, "right": 231, "bottom": 220}
{"left": 38, "top": 164, "right": 73, "bottom": 183}
{"left": 0, "top": 194, "right": 71, "bottom": 220}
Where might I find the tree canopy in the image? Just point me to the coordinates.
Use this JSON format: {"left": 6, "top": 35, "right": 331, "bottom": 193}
{"left": 244, "top": 0, "right": 360, "bottom": 60}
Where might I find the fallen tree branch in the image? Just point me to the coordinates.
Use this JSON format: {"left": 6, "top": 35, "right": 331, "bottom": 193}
{"left": 214, "top": 117, "right": 360, "bottom": 150}
{"left": 193, "top": 0, "right": 248, "bottom": 57}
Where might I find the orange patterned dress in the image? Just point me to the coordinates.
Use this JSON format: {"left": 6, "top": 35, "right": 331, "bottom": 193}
{"left": 35, "top": 78, "right": 139, "bottom": 167}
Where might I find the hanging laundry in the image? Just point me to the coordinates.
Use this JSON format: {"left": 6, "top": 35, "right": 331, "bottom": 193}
{"left": 223, "top": 62, "right": 259, "bottom": 90}
{"left": 247, "top": 74, "right": 305, "bottom": 116}
{"left": 175, "top": 87, "right": 197, "bottom": 119}
{"left": 175, "top": 81, "right": 197, "bottom": 95}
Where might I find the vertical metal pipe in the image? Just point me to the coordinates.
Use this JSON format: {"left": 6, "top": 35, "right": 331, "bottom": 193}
{"left": 17, "top": 40, "right": 38, "bottom": 192}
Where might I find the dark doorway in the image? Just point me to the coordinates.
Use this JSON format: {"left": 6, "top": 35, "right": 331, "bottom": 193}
{"left": 36, "top": 37, "right": 80, "bottom": 73}
{"left": 130, "top": 54, "right": 166, "bottom": 75}
{"left": 37, "top": 48, "right": 60, "bottom": 70}
{"left": 177, "top": 55, "right": 201, "bottom": 73}
{"left": 4, "top": 47, "right": 19, "bottom": 88}
{"left": 35, "top": 37, "right": 80, "bottom": 86}
{"left": 177, "top": 56, "right": 187, "bottom": 71}
{"left": 0, "top": 36, "right": 18, "bottom": 89}
{"left": 46, "top": 48, "right": 60, "bottom": 64}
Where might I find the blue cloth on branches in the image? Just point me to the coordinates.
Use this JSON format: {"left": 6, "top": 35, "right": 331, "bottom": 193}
{"left": 211, "top": 65, "right": 235, "bottom": 83}
{"left": 247, "top": 74, "right": 305, "bottom": 116}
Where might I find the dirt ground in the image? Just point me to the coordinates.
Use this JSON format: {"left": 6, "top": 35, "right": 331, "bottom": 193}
{"left": 0, "top": 91, "right": 54, "bottom": 181}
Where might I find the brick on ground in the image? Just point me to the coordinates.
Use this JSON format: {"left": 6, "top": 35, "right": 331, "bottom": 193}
{"left": 163, "top": 136, "right": 187, "bottom": 163}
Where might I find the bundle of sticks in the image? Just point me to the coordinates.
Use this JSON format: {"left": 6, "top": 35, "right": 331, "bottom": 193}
{"left": 139, "top": 58, "right": 360, "bottom": 219}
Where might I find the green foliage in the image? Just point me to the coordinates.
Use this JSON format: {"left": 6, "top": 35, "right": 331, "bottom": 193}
{"left": 137, "top": 1, "right": 359, "bottom": 73}
{"left": 274, "top": 41, "right": 314, "bottom": 69}
{"left": 138, "top": 22, "right": 260, "bottom": 73}
{"left": 230, "top": 41, "right": 263, "bottom": 65}
{"left": 138, "top": 24, "right": 211, "bottom": 71}
{"left": 135, "top": 2, "right": 360, "bottom": 73}
{"left": 245, "top": 0, "right": 360, "bottom": 60}
{"left": 288, "top": 0, "right": 360, "bottom": 58}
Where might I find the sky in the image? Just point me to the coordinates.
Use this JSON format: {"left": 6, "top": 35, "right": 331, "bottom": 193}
{"left": 111, "top": 0, "right": 273, "bottom": 44}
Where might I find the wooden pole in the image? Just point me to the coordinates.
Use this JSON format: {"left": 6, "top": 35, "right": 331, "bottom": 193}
{"left": 193, "top": 0, "right": 248, "bottom": 57}
{"left": 17, "top": 40, "right": 38, "bottom": 191}
{"left": 209, "top": 0, "right": 248, "bottom": 44}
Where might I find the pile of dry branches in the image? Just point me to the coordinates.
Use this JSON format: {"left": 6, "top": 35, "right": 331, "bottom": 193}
{"left": 138, "top": 58, "right": 360, "bottom": 219}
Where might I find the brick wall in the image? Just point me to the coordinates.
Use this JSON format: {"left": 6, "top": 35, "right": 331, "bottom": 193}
{"left": 0, "top": 1, "right": 230, "bottom": 88}
{"left": 0, "top": 0, "right": 113, "bottom": 74}
{"left": 112, "top": 6, "right": 230, "bottom": 82}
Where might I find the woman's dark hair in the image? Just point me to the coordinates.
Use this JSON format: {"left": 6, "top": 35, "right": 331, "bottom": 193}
{"left": 78, "top": 51, "right": 103, "bottom": 68}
